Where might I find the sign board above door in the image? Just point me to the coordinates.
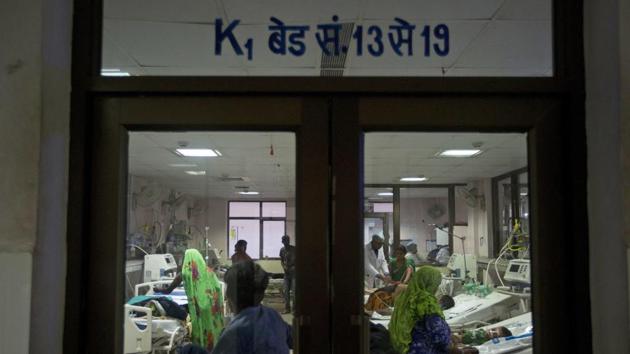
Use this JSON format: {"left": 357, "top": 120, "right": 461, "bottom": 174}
{"left": 102, "top": 0, "right": 552, "bottom": 77}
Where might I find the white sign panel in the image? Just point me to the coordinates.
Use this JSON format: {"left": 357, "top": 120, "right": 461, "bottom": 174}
{"left": 102, "top": 0, "right": 552, "bottom": 77}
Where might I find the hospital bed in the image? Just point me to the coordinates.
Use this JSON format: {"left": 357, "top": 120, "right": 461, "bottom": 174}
{"left": 124, "top": 304, "right": 185, "bottom": 354}
{"left": 124, "top": 279, "right": 227, "bottom": 354}
{"left": 445, "top": 292, "right": 522, "bottom": 327}
{"left": 475, "top": 312, "right": 533, "bottom": 354}
{"left": 125, "top": 280, "right": 188, "bottom": 354}
{"left": 368, "top": 291, "right": 521, "bottom": 330}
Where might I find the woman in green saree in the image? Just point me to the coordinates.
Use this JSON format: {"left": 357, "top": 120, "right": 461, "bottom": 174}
{"left": 159, "top": 249, "right": 224, "bottom": 351}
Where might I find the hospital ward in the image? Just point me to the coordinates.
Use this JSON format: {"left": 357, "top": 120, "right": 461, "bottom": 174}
{"left": 123, "top": 131, "right": 531, "bottom": 354}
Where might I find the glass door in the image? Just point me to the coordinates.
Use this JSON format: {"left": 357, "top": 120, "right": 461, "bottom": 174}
{"left": 86, "top": 97, "right": 330, "bottom": 353}
{"left": 331, "top": 96, "right": 576, "bottom": 353}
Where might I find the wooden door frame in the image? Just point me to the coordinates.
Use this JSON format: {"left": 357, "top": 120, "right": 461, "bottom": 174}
{"left": 331, "top": 95, "right": 590, "bottom": 354}
{"left": 67, "top": 96, "right": 331, "bottom": 353}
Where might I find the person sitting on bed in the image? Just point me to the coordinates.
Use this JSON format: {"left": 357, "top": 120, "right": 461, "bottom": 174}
{"left": 157, "top": 249, "right": 224, "bottom": 352}
{"left": 389, "top": 266, "right": 478, "bottom": 354}
{"left": 212, "top": 260, "right": 293, "bottom": 354}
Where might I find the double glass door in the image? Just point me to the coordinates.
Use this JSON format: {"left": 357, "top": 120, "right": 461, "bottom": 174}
{"left": 87, "top": 95, "right": 570, "bottom": 353}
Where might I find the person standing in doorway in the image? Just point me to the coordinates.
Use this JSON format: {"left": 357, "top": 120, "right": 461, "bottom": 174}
{"left": 279, "top": 235, "right": 296, "bottom": 314}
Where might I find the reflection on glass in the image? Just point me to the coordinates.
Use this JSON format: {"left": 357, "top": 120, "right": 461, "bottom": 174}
{"left": 364, "top": 132, "right": 531, "bottom": 354}
{"left": 518, "top": 172, "right": 530, "bottom": 239}
{"left": 124, "top": 132, "right": 296, "bottom": 353}
{"left": 497, "top": 177, "right": 513, "bottom": 248}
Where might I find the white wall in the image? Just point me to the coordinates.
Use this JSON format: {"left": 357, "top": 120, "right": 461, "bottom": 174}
{"left": 585, "top": 0, "right": 630, "bottom": 352}
{"left": 400, "top": 197, "right": 449, "bottom": 257}
{"left": 0, "top": 254, "right": 33, "bottom": 353}
{"left": 462, "top": 179, "right": 492, "bottom": 259}
{"left": 1, "top": 0, "right": 42, "bottom": 353}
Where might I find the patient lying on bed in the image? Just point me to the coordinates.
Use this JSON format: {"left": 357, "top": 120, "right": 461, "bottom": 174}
{"left": 451, "top": 326, "right": 513, "bottom": 346}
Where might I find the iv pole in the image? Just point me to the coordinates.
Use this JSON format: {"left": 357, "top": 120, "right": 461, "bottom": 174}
{"left": 434, "top": 225, "right": 470, "bottom": 281}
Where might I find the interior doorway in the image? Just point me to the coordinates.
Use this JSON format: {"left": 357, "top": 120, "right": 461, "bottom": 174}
{"left": 76, "top": 95, "right": 586, "bottom": 354}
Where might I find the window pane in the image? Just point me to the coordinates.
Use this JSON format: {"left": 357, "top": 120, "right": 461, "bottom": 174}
{"left": 229, "top": 202, "right": 260, "bottom": 217}
{"left": 229, "top": 219, "right": 261, "bottom": 259}
{"left": 373, "top": 202, "right": 393, "bottom": 213}
{"left": 262, "top": 220, "right": 286, "bottom": 258}
{"left": 103, "top": 0, "right": 552, "bottom": 77}
{"left": 125, "top": 132, "right": 296, "bottom": 352}
{"left": 364, "top": 132, "right": 531, "bottom": 354}
{"left": 364, "top": 187, "right": 394, "bottom": 257}
{"left": 262, "top": 202, "right": 286, "bottom": 217}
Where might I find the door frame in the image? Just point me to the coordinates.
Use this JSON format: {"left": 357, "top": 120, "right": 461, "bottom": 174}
{"left": 67, "top": 96, "right": 331, "bottom": 353}
{"left": 330, "top": 95, "right": 590, "bottom": 353}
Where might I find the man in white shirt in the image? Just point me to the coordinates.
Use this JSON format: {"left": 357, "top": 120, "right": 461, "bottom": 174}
{"left": 364, "top": 235, "right": 388, "bottom": 288}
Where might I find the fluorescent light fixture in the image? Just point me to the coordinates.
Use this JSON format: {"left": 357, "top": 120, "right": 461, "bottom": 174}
{"left": 378, "top": 192, "right": 394, "bottom": 196}
{"left": 169, "top": 163, "right": 198, "bottom": 167}
{"left": 520, "top": 192, "right": 528, "bottom": 196}
{"left": 185, "top": 171, "right": 206, "bottom": 176}
{"left": 239, "top": 191, "right": 260, "bottom": 195}
{"left": 438, "top": 149, "right": 482, "bottom": 157}
{"left": 400, "top": 176, "right": 428, "bottom": 182}
{"left": 176, "top": 148, "right": 219, "bottom": 157}
{"left": 101, "top": 69, "right": 130, "bottom": 77}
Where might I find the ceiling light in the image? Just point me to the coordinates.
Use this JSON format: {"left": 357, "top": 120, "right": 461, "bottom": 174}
{"left": 437, "top": 149, "right": 482, "bottom": 157}
{"left": 185, "top": 171, "right": 206, "bottom": 176}
{"left": 239, "top": 191, "right": 260, "bottom": 195}
{"left": 101, "top": 69, "right": 130, "bottom": 77}
{"left": 214, "top": 150, "right": 222, "bottom": 156}
{"left": 169, "top": 163, "right": 198, "bottom": 167}
{"left": 400, "top": 176, "right": 428, "bottom": 182}
{"left": 520, "top": 192, "right": 528, "bottom": 196}
{"left": 378, "top": 192, "right": 394, "bottom": 196}
{"left": 176, "top": 149, "right": 219, "bottom": 157}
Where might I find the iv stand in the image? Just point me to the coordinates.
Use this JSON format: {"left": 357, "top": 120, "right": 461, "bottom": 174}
{"left": 435, "top": 225, "right": 470, "bottom": 281}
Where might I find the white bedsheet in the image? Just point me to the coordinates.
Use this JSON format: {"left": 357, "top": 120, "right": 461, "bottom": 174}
{"left": 445, "top": 292, "right": 520, "bottom": 326}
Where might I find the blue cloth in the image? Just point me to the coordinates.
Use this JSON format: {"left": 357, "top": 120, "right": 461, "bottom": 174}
{"left": 211, "top": 305, "right": 292, "bottom": 354}
{"left": 179, "top": 344, "right": 208, "bottom": 354}
{"left": 408, "top": 314, "right": 451, "bottom": 354}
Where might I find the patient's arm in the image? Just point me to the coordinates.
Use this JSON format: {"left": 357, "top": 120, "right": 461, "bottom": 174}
{"left": 155, "top": 273, "right": 182, "bottom": 294}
